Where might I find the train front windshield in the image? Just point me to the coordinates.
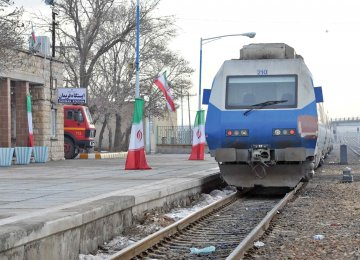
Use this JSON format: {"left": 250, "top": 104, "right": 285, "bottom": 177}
{"left": 226, "top": 75, "right": 297, "bottom": 109}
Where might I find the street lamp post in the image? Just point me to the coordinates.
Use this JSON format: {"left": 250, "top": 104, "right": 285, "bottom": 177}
{"left": 197, "top": 32, "right": 256, "bottom": 110}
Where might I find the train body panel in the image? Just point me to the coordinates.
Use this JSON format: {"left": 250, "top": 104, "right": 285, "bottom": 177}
{"left": 205, "top": 43, "right": 332, "bottom": 188}
{"left": 209, "top": 59, "right": 315, "bottom": 111}
{"left": 206, "top": 102, "right": 318, "bottom": 151}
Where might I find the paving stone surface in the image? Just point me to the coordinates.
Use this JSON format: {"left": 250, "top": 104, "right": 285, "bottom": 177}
{"left": 0, "top": 154, "right": 218, "bottom": 222}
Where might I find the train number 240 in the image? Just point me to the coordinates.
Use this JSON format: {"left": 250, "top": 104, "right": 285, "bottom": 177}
{"left": 257, "top": 69, "right": 268, "bottom": 75}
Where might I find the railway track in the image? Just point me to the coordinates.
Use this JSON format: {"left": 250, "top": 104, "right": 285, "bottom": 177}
{"left": 349, "top": 146, "right": 360, "bottom": 156}
{"left": 110, "top": 183, "right": 303, "bottom": 260}
{"left": 341, "top": 136, "right": 360, "bottom": 156}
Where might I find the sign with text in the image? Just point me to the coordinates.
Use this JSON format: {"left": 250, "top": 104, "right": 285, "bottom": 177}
{"left": 58, "top": 88, "right": 86, "bottom": 104}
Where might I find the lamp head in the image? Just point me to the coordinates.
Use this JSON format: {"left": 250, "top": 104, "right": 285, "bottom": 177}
{"left": 244, "top": 32, "right": 256, "bottom": 38}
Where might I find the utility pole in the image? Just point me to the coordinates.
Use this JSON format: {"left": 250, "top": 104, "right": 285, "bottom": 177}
{"left": 45, "top": 0, "right": 57, "bottom": 57}
{"left": 178, "top": 91, "right": 196, "bottom": 128}
{"left": 181, "top": 85, "right": 183, "bottom": 128}
{"left": 44, "top": 0, "right": 57, "bottom": 102}
{"left": 51, "top": 9, "right": 57, "bottom": 57}
{"left": 188, "top": 93, "right": 191, "bottom": 128}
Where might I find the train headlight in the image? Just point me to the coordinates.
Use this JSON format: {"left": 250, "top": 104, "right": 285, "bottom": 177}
{"left": 226, "top": 129, "right": 249, "bottom": 137}
{"left": 240, "top": 130, "right": 249, "bottom": 136}
{"left": 273, "top": 128, "right": 297, "bottom": 136}
{"left": 274, "top": 129, "right": 281, "bottom": 136}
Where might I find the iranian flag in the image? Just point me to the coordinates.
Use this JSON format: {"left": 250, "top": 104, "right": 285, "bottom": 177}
{"left": 125, "top": 98, "right": 151, "bottom": 170}
{"left": 27, "top": 95, "right": 34, "bottom": 147}
{"left": 153, "top": 72, "right": 176, "bottom": 112}
{"left": 30, "top": 23, "right": 37, "bottom": 48}
{"left": 189, "top": 110, "right": 205, "bottom": 160}
{"left": 31, "top": 25, "right": 36, "bottom": 44}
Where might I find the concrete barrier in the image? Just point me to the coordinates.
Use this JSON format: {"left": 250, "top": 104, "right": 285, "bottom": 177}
{"left": 0, "top": 196, "right": 134, "bottom": 260}
{"left": 0, "top": 173, "right": 220, "bottom": 260}
{"left": 79, "top": 152, "right": 128, "bottom": 159}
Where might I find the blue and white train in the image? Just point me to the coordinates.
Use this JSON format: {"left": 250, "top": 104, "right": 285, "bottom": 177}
{"left": 204, "top": 43, "right": 332, "bottom": 188}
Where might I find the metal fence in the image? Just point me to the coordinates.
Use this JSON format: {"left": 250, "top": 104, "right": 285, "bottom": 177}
{"left": 331, "top": 116, "right": 360, "bottom": 122}
{"left": 157, "top": 126, "right": 192, "bottom": 145}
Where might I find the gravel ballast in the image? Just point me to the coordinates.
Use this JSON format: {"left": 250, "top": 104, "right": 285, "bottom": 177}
{"left": 80, "top": 144, "right": 360, "bottom": 259}
{"left": 245, "top": 144, "right": 360, "bottom": 259}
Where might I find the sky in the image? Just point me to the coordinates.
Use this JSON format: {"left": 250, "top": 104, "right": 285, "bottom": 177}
{"left": 14, "top": 0, "right": 360, "bottom": 125}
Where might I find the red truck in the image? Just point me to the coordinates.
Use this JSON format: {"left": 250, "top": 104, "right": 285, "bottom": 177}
{"left": 63, "top": 105, "right": 96, "bottom": 159}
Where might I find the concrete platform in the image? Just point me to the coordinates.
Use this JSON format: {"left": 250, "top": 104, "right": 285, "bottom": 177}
{"left": 0, "top": 154, "right": 220, "bottom": 260}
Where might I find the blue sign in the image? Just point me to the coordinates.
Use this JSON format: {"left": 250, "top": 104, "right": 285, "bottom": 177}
{"left": 202, "top": 89, "right": 211, "bottom": 105}
{"left": 58, "top": 88, "right": 87, "bottom": 104}
{"left": 314, "top": 87, "right": 324, "bottom": 103}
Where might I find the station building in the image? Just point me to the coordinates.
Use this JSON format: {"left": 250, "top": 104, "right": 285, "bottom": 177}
{"left": 0, "top": 49, "right": 65, "bottom": 160}
{"left": 0, "top": 47, "right": 192, "bottom": 161}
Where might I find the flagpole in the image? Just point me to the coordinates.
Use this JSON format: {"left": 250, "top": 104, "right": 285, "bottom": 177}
{"left": 135, "top": 0, "right": 140, "bottom": 98}
{"left": 125, "top": 0, "right": 151, "bottom": 170}
{"left": 198, "top": 38, "right": 203, "bottom": 111}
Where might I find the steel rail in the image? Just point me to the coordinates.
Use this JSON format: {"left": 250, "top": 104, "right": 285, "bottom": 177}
{"left": 109, "top": 191, "right": 240, "bottom": 260}
{"left": 226, "top": 182, "right": 303, "bottom": 259}
{"left": 110, "top": 183, "right": 302, "bottom": 260}
{"left": 348, "top": 145, "right": 360, "bottom": 156}
{"left": 342, "top": 136, "right": 360, "bottom": 156}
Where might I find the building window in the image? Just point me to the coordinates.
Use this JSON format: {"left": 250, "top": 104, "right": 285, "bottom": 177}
{"left": 51, "top": 108, "right": 57, "bottom": 138}
{"left": 52, "top": 78, "right": 57, "bottom": 90}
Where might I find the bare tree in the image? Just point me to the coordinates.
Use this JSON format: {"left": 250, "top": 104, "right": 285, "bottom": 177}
{"left": 56, "top": 0, "right": 194, "bottom": 151}
{"left": 89, "top": 40, "right": 134, "bottom": 151}
{"left": 87, "top": 2, "right": 193, "bottom": 151}
{"left": 0, "top": 0, "right": 24, "bottom": 72}
{"left": 57, "top": 0, "right": 161, "bottom": 91}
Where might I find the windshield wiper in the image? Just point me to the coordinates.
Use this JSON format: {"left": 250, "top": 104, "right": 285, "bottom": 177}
{"left": 243, "top": 100, "right": 287, "bottom": 116}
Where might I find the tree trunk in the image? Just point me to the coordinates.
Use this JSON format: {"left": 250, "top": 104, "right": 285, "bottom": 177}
{"left": 113, "top": 114, "right": 122, "bottom": 152}
{"left": 97, "top": 116, "right": 108, "bottom": 152}
{"left": 120, "top": 126, "right": 132, "bottom": 151}
{"left": 107, "top": 123, "right": 113, "bottom": 151}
